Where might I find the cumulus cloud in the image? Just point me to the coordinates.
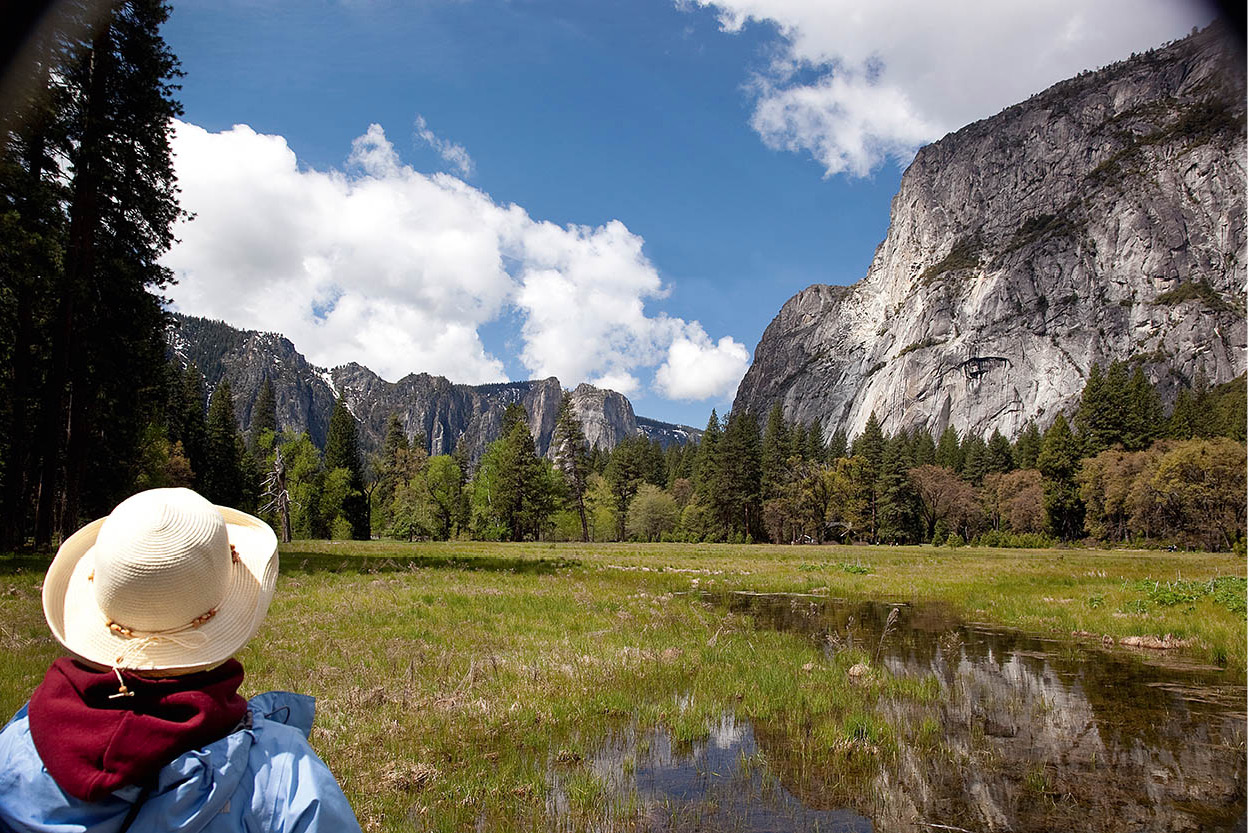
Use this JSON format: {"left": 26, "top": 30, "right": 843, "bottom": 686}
{"left": 688, "top": 0, "right": 1214, "bottom": 176}
{"left": 655, "top": 326, "right": 751, "bottom": 401}
{"left": 163, "top": 120, "right": 744, "bottom": 401}
{"left": 413, "top": 114, "right": 475, "bottom": 177}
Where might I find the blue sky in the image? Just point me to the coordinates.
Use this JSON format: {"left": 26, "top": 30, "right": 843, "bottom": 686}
{"left": 160, "top": 0, "right": 1214, "bottom": 427}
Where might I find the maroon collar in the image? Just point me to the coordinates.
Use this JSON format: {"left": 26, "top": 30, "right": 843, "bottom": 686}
{"left": 28, "top": 657, "right": 248, "bottom": 801}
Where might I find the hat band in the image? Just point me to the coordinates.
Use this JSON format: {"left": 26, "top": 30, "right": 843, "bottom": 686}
{"left": 104, "top": 606, "right": 218, "bottom": 638}
{"left": 101, "top": 608, "right": 217, "bottom": 668}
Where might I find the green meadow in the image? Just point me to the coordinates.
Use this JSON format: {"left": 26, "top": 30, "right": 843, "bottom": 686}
{"left": 2, "top": 541, "right": 1244, "bottom": 830}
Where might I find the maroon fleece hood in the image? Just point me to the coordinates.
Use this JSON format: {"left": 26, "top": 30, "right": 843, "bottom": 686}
{"left": 27, "top": 657, "right": 248, "bottom": 801}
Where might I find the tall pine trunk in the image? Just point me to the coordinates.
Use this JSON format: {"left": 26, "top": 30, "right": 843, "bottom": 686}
{"left": 35, "top": 21, "right": 112, "bottom": 543}
{"left": 576, "top": 493, "right": 588, "bottom": 542}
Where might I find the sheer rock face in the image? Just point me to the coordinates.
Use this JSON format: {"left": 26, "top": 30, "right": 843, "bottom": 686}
{"left": 170, "top": 315, "right": 696, "bottom": 462}
{"left": 734, "top": 26, "right": 1246, "bottom": 441}
{"left": 570, "top": 383, "right": 638, "bottom": 451}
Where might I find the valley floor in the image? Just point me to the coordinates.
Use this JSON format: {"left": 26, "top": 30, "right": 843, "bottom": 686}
{"left": 2, "top": 542, "right": 1244, "bottom": 831}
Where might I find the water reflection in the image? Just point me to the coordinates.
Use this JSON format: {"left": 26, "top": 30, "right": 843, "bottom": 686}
{"left": 550, "top": 709, "right": 872, "bottom": 832}
{"left": 731, "top": 594, "right": 1247, "bottom": 832}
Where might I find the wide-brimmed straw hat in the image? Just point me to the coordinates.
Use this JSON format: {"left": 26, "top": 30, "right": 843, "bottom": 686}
{"left": 43, "top": 488, "right": 279, "bottom": 672}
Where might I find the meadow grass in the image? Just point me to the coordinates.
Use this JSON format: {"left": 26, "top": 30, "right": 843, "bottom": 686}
{"left": 1, "top": 541, "right": 1243, "bottom": 830}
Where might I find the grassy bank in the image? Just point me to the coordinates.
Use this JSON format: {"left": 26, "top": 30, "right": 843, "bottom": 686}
{"left": 1, "top": 541, "right": 1243, "bottom": 830}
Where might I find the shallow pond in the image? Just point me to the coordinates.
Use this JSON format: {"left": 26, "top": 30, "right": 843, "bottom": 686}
{"left": 549, "top": 707, "right": 873, "bottom": 832}
{"left": 562, "top": 593, "right": 1246, "bottom": 832}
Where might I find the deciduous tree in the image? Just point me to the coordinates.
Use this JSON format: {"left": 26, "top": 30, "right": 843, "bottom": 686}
{"left": 626, "top": 484, "right": 679, "bottom": 541}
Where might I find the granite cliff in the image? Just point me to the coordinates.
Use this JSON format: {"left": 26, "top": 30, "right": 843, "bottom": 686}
{"left": 168, "top": 314, "right": 697, "bottom": 461}
{"left": 734, "top": 25, "right": 1246, "bottom": 440}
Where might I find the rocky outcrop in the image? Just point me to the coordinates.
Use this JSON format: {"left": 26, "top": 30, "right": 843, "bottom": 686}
{"left": 569, "top": 383, "right": 638, "bottom": 450}
{"left": 169, "top": 315, "right": 337, "bottom": 448}
{"left": 168, "top": 314, "right": 697, "bottom": 461}
{"left": 734, "top": 25, "right": 1246, "bottom": 441}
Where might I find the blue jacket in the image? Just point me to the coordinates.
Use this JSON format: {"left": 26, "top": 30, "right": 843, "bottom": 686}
{"left": 0, "top": 692, "right": 360, "bottom": 832}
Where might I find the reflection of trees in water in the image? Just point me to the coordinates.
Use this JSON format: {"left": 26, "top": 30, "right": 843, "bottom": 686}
{"left": 728, "top": 594, "right": 1247, "bottom": 831}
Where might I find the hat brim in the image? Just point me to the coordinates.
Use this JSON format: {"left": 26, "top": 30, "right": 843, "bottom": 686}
{"left": 43, "top": 506, "right": 279, "bottom": 672}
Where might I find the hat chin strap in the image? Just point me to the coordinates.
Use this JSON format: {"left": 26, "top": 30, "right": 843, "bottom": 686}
{"left": 103, "top": 612, "right": 215, "bottom": 693}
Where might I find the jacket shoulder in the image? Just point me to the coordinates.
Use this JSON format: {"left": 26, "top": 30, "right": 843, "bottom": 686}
{"left": 248, "top": 691, "right": 316, "bottom": 738}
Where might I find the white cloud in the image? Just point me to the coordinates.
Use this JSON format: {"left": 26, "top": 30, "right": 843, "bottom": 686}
{"left": 750, "top": 71, "right": 939, "bottom": 177}
{"left": 688, "top": 0, "right": 1215, "bottom": 176}
{"left": 655, "top": 326, "right": 751, "bottom": 400}
{"left": 413, "top": 114, "right": 475, "bottom": 178}
{"left": 511, "top": 219, "right": 680, "bottom": 397}
{"left": 163, "top": 120, "right": 741, "bottom": 401}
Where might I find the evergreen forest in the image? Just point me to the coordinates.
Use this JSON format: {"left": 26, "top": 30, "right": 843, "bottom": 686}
{"left": 122, "top": 358, "right": 1248, "bottom": 554}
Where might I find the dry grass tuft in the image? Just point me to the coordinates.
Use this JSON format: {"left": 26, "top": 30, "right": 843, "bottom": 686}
{"left": 380, "top": 763, "right": 440, "bottom": 793}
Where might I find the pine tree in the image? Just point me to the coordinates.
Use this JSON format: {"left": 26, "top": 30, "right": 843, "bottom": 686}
{"left": 692, "top": 409, "right": 721, "bottom": 495}
{"left": 985, "top": 429, "right": 1014, "bottom": 473}
{"left": 961, "top": 433, "right": 988, "bottom": 485}
{"left": 425, "top": 455, "right": 466, "bottom": 539}
{"left": 501, "top": 402, "right": 528, "bottom": 436}
{"left": 1037, "top": 414, "right": 1084, "bottom": 540}
{"left": 1104, "top": 360, "right": 1130, "bottom": 432}
{"left": 504, "top": 419, "right": 556, "bottom": 540}
{"left": 853, "top": 412, "right": 886, "bottom": 476}
{"left": 761, "top": 403, "right": 789, "bottom": 500}
{"left": 788, "top": 421, "right": 808, "bottom": 462}
{"left": 935, "top": 425, "right": 962, "bottom": 471}
{"left": 371, "top": 413, "right": 409, "bottom": 534}
{"left": 1189, "top": 370, "right": 1215, "bottom": 438}
{"left": 325, "top": 396, "right": 369, "bottom": 539}
{"left": 1014, "top": 421, "right": 1042, "bottom": 470}
{"left": 674, "top": 441, "right": 695, "bottom": 481}
{"left": 1168, "top": 388, "right": 1198, "bottom": 439}
{"left": 1209, "top": 373, "right": 1246, "bottom": 442}
{"left": 807, "top": 419, "right": 827, "bottom": 463}
{"left": 663, "top": 444, "right": 682, "bottom": 489}
{"left": 850, "top": 412, "right": 886, "bottom": 542}
{"left": 248, "top": 376, "right": 277, "bottom": 449}
{"left": 382, "top": 413, "right": 409, "bottom": 461}
{"left": 552, "top": 392, "right": 591, "bottom": 541}
{"left": 7, "top": 1, "right": 185, "bottom": 544}
{"left": 475, "top": 406, "right": 558, "bottom": 541}
{"left": 642, "top": 438, "right": 667, "bottom": 487}
{"left": 1074, "top": 362, "right": 1106, "bottom": 448}
{"left": 605, "top": 436, "right": 646, "bottom": 540}
{"left": 876, "top": 430, "right": 919, "bottom": 543}
{"left": 827, "top": 427, "right": 849, "bottom": 460}
{"left": 201, "top": 381, "right": 244, "bottom": 506}
{"left": 167, "top": 363, "right": 208, "bottom": 485}
{"left": 0, "top": 14, "right": 67, "bottom": 547}
{"left": 712, "top": 410, "right": 763, "bottom": 540}
{"left": 912, "top": 429, "right": 937, "bottom": 466}
{"left": 1123, "top": 366, "right": 1163, "bottom": 450}
{"left": 1076, "top": 361, "right": 1129, "bottom": 453}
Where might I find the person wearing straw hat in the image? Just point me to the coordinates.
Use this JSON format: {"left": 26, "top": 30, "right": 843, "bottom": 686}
{"left": 0, "top": 488, "right": 360, "bottom": 832}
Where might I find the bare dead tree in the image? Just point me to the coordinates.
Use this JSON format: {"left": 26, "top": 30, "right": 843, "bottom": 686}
{"left": 261, "top": 447, "right": 293, "bottom": 543}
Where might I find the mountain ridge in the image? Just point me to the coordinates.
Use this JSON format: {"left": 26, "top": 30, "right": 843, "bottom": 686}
{"left": 167, "top": 313, "right": 700, "bottom": 460}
